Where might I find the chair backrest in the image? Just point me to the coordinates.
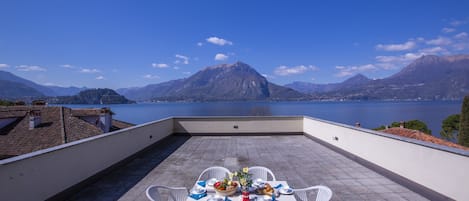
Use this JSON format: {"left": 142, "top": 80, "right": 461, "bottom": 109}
{"left": 196, "top": 166, "right": 231, "bottom": 181}
{"left": 248, "top": 166, "right": 276, "bottom": 181}
{"left": 293, "top": 185, "right": 332, "bottom": 201}
{"left": 146, "top": 185, "right": 188, "bottom": 201}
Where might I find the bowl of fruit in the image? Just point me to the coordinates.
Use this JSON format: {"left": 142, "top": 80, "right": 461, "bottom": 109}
{"left": 214, "top": 178, "right": 238, "bottom": 196}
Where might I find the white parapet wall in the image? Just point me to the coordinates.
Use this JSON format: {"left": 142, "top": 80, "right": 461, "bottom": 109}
{"left": 0, "top": 118, "right": 173, "bottom": 201}
{"left": 1, "top": 116, "right": 468, "bottom": 201}
{"left": 173, "top": 116, "right": 303, "bottom": 134}
{"left": 303, "top": 116, "right": 469, "bottom": 201}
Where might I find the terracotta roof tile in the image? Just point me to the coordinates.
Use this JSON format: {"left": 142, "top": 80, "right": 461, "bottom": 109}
{"left": 381, "top": 127, "right": 469, "bottom": 151}
{"left": 0, "top": 106, "right": 133, "bottom": 159}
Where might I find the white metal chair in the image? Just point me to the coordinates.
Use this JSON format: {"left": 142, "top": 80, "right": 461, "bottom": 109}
{"left": 248, "top": 166, "right": 276, "bottom": 181}
{"left": 293, "top": 185, "right": 332, "bottom": 201}
{"left": 146, "top": 185, "right": 188, "bottom": 201}
{"left": 196, "top": 166, "right": 231, "bottom": 182}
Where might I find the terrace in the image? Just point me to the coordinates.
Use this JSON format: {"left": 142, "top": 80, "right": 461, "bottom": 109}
{"left": 1, "top": 116, "right": 468, "bottom": 201}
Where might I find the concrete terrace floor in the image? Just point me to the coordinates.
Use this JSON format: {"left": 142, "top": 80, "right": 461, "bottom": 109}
{"left": 69, "top": 135, "right": 429, "bottom": 201}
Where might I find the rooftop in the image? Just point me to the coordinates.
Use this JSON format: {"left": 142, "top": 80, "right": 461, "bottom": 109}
{"left": 68, "top": 135, "right": 429, "bottom": 201}
{"left": 381, "top": 127, "right": 469, "bottom": 151}
{"left": 0, "top": 106, "right": 134, "bottom": 159}
{"left": 1, "top": 116, "right": 467, "bottom": 201}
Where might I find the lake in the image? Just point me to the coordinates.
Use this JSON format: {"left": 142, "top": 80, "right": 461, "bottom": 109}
{"left": 62, "top": 101, "right": 463, "bottom": 138}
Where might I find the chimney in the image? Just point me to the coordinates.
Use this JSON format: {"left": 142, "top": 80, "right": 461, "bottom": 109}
{"left": 400, "top": 121, "right": 405, "bottom": 128}
{"left": 29, "top": 110, "right": 41, "bottom": 130}
{"left": 99, "top": 107, "right": 112, "bottom": 132}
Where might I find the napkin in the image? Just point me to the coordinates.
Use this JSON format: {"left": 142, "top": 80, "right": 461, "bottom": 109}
{"left": 189, "top": 192, "right": 207, "bottom": 200}
{"left": 197, "top": 180, "right": 206, "bottom": 187}
{"left": 224, "top": 196, "right": 232, "bottom": 201}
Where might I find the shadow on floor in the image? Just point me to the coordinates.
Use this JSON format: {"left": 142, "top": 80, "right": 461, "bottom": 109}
{"left": 67, "top": 135, "right": 191, "bottom": 201}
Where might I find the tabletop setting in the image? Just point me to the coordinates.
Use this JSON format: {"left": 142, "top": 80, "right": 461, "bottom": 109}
{"left": 146, "top": 166, "right": 332, "bottom": 201}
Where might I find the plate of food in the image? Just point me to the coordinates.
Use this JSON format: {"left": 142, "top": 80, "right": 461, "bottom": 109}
{"left": 214, "top": 180, "right": 238, "bottom": 196}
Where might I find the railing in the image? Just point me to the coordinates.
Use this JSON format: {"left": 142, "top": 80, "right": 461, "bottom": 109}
{"left": 0, "top": 116, "right": 468, "bottom": 200}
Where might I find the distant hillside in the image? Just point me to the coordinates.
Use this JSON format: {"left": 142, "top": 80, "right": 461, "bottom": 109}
{"left": 50, "top": 88, "right": 135, "bottom": 104}
{"left": 0, "top": 70, "right": 88, "bottom": 98}
{"left": 0, "top": 80, "right": 45, "bottom": 99}
{"left": 0, "top": 71, "right": 52, "bottom": 98}
{"left": 119, "top": 62, "right": 306, "bottom": 101}
{"left": 286, "top": 55, "right": 469, "bottom": 100}
{"left": 47, "top": 86, "right": 88, "bottom": 96}
{"left": 285, "top": 74, "right": 371, "bottom": 94}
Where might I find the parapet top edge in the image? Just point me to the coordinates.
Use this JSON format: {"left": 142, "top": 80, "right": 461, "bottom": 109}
{"left": 303, "top": 116, "right": 469, "bottom": 157}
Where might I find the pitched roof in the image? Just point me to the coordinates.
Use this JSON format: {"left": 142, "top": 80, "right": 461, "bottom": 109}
{"left": 0, "top": 106, "right": 133, "bottom": 159}
{"left": 381, "top": 127, "right": 469, "bottom": 151}
{"left": 110, "top": 119, "right": 135, "bottom": 131}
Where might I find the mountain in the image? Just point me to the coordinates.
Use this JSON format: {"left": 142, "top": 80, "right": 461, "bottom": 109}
{"left": 0, "top": 70, "right": 55, "bottom": 97}
{"left": 0, "top": 70, "right": 87, "bottom": 98}
{"left": 119, "top": 62, "right": 306, "bottom": 101}
{"left": 0, "top": 80, "right": 45, "bottom": 99}
{"left": 290, "top": 55, "right": 469, "bottom": 100}
{"left": 285, "top": 74, "right": 371, "bottom": 94}
{"left": 47, "top": 86, "right": 88, "bottom": 96}
{"left": 49, "top": 88, "right": 135, "bottom": 104}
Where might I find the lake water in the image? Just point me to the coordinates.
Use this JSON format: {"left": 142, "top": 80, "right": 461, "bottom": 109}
{"left": 63, "top": 101, "right": 463, "bottom": 138}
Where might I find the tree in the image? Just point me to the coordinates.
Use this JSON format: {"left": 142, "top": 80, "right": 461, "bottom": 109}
{"left": 373, "top": 120, "right": 431, "bottom": 135}
{"left": 459, "top": 96, "right": 469, "bottom": 146}
{"left": 440, "top": 114, "right": 460, "bottom": 140}
{"left": 405, "top": 120, "right": 432, "bottom": 134}
{"left": 0, "top": 99, "right": 14, "bottom": 106}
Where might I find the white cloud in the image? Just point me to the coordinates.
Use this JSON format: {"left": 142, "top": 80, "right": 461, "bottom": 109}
{"left": 454, "top": 32, "right": 468, "bottom": 39}
{"left": 335, "top": 64, "right": 376, "bottom": 77}
{"left": 214, "top": 53, "right": 229, "bottom": 61}
{"left": 143, "top": 74, "right": 159, "bottom": 79}
{"left": 206, "top": 37, "right": 233, "bottom": 46}
{"left": 375, "top": 62, "right": 398, "bottom": 70}
{"left": 152, "top": 63, "right": 169, "bottom": 68}
{"left": 175, "top": 54, "right": 189, "bottom": 64}
{"left": 376, "top": 41, "right": 416, "bottom": 51}
{"left": 376, "top": 53, "right": 425, "bottom": 63}
{"left": 453, "top": 42, "right": 469, "bottom": 51}
{"left": 197, "top": 42, "right": 203, "bottom": 46}
{"left": 419, "top": 46, "right": 448, "bottom": 55}
{"left": 442, "top": 27, "right": 456, "bottom": 33}
{"left": 274, "top": 65, "right": 319, "bottom": 76}
{"left": 182, "top": 71, "right": 191, "bottom": 75}
{"left": 80, "top": 68, "right": 100, "bottom": 73}
{"left": 16, "top": 65, "right": 46, "bottom": 72}
{"left": 375, "top": 52, "right": 426, "bottom": 70}
{"left": 450, "top": 19, "right": 468, "bottom": 27}
{"left": 96, "top": 76, "right": 105, "bottom": 80}
{"left": 426, "top": 37, "right": 452, "bottom": 46}
{"left": 61, "top": 64, "right": 74, "bottom": 69}
{"left": 0, "top": 64, "right": 9, "bottom": 68}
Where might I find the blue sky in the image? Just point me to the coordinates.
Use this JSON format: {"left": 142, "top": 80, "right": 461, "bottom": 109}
{"left": 1, "top": 0, "right": 469, "bottom": 89}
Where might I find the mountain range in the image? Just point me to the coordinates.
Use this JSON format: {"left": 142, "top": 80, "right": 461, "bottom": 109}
{"left": 117, "top": 62, "right": 305, "bottom": 101}
{"left": 0, "top": 70, "right": 88, "bottom": 98}
{"left": 1, "top": 54, "right": 469, "bottom": 102}
{"left": 285, "top": 55, "right": 469, "bottom": 100}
